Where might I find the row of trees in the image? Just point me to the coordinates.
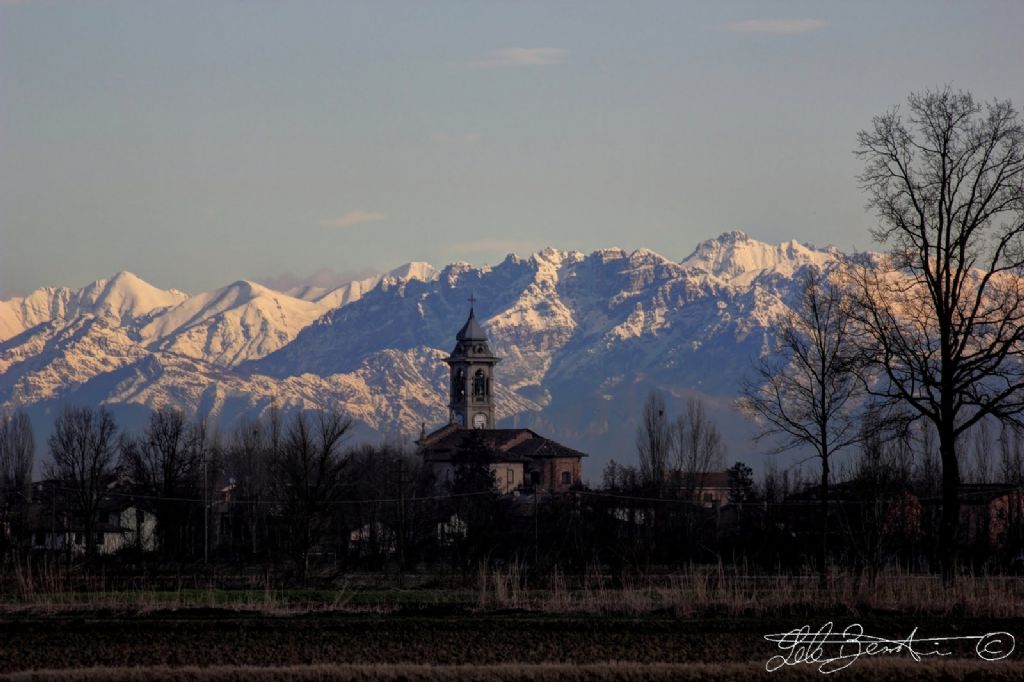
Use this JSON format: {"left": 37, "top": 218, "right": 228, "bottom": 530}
{"left": 7, "top": 399, "right": 1024, "bottom": 578}
{"left": 0, "top": 405, "right": 355, "bottom": 575}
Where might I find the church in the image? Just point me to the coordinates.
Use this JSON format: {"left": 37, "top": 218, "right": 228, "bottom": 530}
{"left": 417, "top": 303, "right": 586, "bottom": 494}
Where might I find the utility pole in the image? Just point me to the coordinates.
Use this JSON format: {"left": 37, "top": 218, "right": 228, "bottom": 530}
{"left": 397, "top": 459, "right": 405, "bottom": 586}
{"left": 51, "top": 485, "right": 56, "bottom": 553}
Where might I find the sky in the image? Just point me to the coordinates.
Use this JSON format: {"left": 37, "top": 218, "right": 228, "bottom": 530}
{"left": 2, "top": 1, "right": 1023, "bottom": 296}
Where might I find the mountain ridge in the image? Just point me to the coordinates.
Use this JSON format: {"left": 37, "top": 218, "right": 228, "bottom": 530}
{"left": 0, "top": 233, "right": 844, "bottom": 475}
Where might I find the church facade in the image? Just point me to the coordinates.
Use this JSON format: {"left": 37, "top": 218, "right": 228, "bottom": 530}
{"left": 417, "top": 305, "right": 585, "bottom": 494}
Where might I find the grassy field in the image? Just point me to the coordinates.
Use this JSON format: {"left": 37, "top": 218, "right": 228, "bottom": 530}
{"left": 7, "top": 566, "right": 1024, "bottom": 616}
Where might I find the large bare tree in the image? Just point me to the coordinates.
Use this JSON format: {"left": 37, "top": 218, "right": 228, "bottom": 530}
{"left": 851, "top": 87, "right": 1024, "bottom": 580}
{"left": 271, "top": 409, "right": 352, "bottom": 579}
{"left": 46, "top": 406, "right": 119, "bottom": 558}
{"left": 739, "top": 267, "right": 864, "bottom": 585}
{"left": 120, "top": 407, "right": 207, "bottom": 558}
{"left": 224, "top": 410, "right": 280, "bottom": 557}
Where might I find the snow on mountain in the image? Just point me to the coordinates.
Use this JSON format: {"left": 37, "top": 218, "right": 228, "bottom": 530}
{"left": 0, "top": 272, "right": 188, "bottom": 342}
{"left": 682, "top": 230, "right": 838, "bottom": 286}
{"left": 0, "top": 234, "right": 847, "bottom": 472}
{"left": 0, "top": 315, "right": 149, "bottom": 407}
{"left": 286, "top": 262, "right": 440, "bottom": 309}
{"left": 138, "top": 280, "right": 331, "bottom": 367}
{"left": 77, "top": 271, "right": 190, "bottom": 325}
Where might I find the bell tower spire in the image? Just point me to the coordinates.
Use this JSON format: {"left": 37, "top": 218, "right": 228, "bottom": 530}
{"left": 445, "top": 299, "right": 500, "bottom": 429}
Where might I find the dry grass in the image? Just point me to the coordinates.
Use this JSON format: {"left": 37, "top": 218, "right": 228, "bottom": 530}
{"left": 5, "top": 660, "right": 1024, "bottom": 682}
{"left": 479, "top": 564, "right": 1024, "bottom": 618}
{"left": 4, "top": 558, "right": 1024, "bottom": 617}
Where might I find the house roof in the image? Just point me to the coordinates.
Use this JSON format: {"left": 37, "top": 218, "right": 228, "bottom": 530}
{"left": 507, "top": 436, "right": 588, "bottom": 461}
{"left": 680, "top": 471, "right": 732, "bottom": 489}
{"left": 958, "top": 483, "right": 1024, "bottom": 503}
{"left": 23, "top": 502, "right": 145, "bottom": 533}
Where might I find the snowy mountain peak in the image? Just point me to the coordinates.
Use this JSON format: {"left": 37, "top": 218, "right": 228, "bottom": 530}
{"left": 80, "top": 271, "right": 189, "bottom": 321}
{"left": 387, "top": 261, "right": 439, "bottom": 283}
{"left": 0, "top": 272, "right": 188, "bottom": 342}
{"left": 628, "top": 247, "right": 671, "bottom": 265}
{"left": 682, "top": 231, "right": 836, "bottom": 284}
{"left": 594, "top": 247, "right": 628, "bottom": 263}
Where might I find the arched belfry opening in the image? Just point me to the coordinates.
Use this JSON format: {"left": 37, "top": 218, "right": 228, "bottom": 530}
{"left": 445, "top": 297, "right": 499, "bottom": 429}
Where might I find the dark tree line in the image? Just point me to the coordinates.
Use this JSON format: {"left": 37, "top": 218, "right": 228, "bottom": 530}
{"left": 5, "top": 399, "right": 1024, "bottom": 580}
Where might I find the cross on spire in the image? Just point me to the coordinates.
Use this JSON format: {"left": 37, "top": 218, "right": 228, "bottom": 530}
{"left": 467, "top": 293, "right": 477, "bottom": 311}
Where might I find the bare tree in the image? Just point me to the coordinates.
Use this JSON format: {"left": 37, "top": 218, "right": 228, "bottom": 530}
{"left": 739, "top": 267, "right": 864, "bottom": 585}
{"left": 636, "top": 390, "right": 672, "bottom": 487}
{"left": 0, "top": 410, "right": 34, "bottom": 554}
{"left": 271, "top": 409, "right": 352, "bottom": 580}
{"left": 46, "top": 406, "right": 118, "bottom": 558}
{"left": 224, "top": 411, "right": 279, "bottom": 557}
{"left": 969, "top": 418, "right": 995, "bottom": 483}
{"left": 998, "top": 422, "right": 1024, "bottom": 485}
{"left": 912, "top": 421, "right": 941, "bottom": 496}
{"left": 674, "top": 398, "right": 725, "bottom": 500}
{"left": 121, "top": 407, "right": 207, "bottom": 558}
{"left": 0, "top": 410, "right": 34, "bottom": 502}
{"left": 837, "top": 414, "right": 919, "bottom": 584}
{"left": 851, "top": 87, "right": 1024, "bottom": 580}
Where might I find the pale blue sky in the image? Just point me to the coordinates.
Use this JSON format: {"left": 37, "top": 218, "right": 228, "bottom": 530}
{"left": 2, "top": 1, "right": 1023, "bottom": 295}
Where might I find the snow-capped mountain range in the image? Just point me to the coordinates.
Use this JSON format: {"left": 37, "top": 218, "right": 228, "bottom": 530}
{"left": 0, "top": 232, "right": 842, "bottom": 475}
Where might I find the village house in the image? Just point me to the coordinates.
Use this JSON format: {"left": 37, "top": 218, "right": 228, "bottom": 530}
{"left": 957, "top": 483, "right": 1024, "bottom": 551}
{"left": 24, "top": 480, "right": 156, "bottom": 555}
{"left": 678, "top": 471, "right": 732, "bottom": 507}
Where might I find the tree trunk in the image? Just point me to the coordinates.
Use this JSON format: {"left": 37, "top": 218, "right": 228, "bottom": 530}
{"left": 819, "top": 453, "right": 829, "bottom": 589}
{"left": 939, "top": 425, "right": 960, "bottom": 585}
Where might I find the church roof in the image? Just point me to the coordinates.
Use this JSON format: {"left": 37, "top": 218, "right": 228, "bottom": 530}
{"left": 417, "top": 426, "right": 587, "bottom": 463}
{"left": 456, "top": 308, "right": 489, "bottom": 342}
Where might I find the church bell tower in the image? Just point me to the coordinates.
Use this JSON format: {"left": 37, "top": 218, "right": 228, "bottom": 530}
{"left": 446, "top": 298, "right": 500, "bottom": 429}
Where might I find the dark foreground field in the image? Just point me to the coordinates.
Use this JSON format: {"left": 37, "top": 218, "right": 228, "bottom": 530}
{"left": 1, "top": 609, "right": 1022, "bottom": 681}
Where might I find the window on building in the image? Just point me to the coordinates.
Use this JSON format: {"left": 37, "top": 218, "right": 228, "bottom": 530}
{"left": 473, "top": 370, "right": 486, "bottom": 400}
{"left": 507, "top": 468, "right": 514, "bottom": 486}
{"left": 453, "top": 369, "right": 465, "bottom": 400}
{"left": 560, "top": 471, "right": 571, "bottom": 485}
{"left": 703, "top": 493, "right": 714, "bottom": 503}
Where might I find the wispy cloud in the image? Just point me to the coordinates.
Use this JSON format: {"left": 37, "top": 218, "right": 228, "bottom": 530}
{"left": 256, "top": 267, "right": 378, "bottom": 294}
{"left": 721, "top": 18, "right": 827, "bottom": 34}
{"left": 469, "top": 48, "right": 567, "bottom": 69}
{"left": 431, "top": 131, "right": 482, "bottom": 145}
{"left": 320, "top": 210, "right": 387, "bottom": 229}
